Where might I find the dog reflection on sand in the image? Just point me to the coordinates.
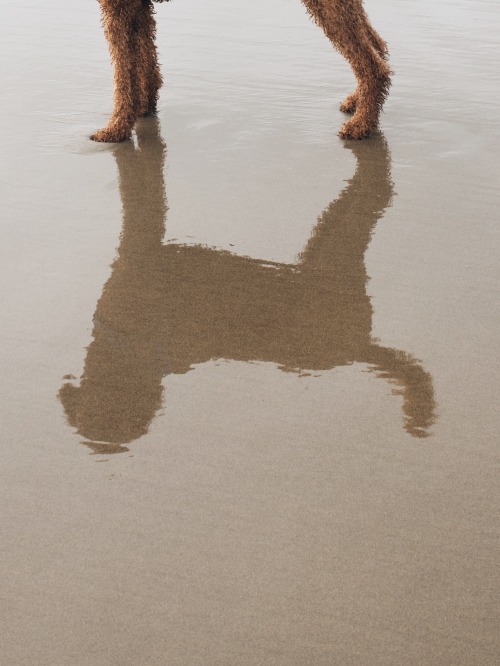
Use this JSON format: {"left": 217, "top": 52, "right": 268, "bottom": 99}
{"left": 60, "top": 118, "right": 435, "bottom": 453}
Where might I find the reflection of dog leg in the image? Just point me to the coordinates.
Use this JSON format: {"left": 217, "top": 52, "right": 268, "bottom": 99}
{"left": 303, "top": 0, "right": 391, "bottom": 138}
{"left": 299, "top": 135, "right": 393, "bottom": 275}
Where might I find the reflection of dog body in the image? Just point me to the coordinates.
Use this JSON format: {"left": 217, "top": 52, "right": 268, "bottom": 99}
{"left": 92, "top": 0, "right": 391, "bottom": 143}
{"left": 60, "top": 118, "right": 435, "bottom": 452}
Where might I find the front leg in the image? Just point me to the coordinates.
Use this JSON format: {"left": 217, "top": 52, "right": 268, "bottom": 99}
{"left": 92, "top": 0, "right": 143, "bottom": 142}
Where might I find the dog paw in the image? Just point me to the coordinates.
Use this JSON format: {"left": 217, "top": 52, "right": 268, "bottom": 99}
{"left": 91, "top": 126, "right": 131, "bottom": 143}
{"left": 340, "top": 93, "right": 358, "bottom": 114}
{"left": 338, "top": 118, "right": 372, "bottom": 140}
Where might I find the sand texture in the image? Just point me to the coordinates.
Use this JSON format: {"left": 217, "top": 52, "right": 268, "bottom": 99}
{"left": 0, "top": 1, "right": 499, "bottom": 664}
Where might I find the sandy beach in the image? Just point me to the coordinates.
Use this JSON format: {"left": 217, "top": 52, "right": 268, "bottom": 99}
{"left": 0, "top": 1, "right": 499, "bottom": 664}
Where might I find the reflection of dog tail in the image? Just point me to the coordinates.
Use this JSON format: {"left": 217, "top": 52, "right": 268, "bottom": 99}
{"left": 366, "top": 345, "right": 436, "bottom": 438}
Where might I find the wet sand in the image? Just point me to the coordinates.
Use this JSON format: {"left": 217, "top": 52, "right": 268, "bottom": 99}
{"left": 1, "top": 1, "right": 499, "bottom": 664}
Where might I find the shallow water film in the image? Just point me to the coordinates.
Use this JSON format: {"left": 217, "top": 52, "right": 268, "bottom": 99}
{"left": 1, "top": 1, "right": 499, "bottom": 664}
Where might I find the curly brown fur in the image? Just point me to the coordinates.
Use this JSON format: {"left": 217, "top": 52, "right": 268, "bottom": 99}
{"left": 303, "top": 0, "right": 391, "bottom": 138}
{"left": 92, "top": 0, "right": 163, "bottom": 142}
{"left": 92, "top": 0, "right": 391, "bottom": 142}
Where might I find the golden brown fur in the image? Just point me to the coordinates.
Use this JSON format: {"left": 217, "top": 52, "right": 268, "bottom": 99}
{"left": 92, "top": 0, "right": 391, "bottom": 142}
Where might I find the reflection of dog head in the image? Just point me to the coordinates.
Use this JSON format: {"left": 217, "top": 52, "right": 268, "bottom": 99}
{"left": 60, "top": 118, "right": 435, "bottom": 449}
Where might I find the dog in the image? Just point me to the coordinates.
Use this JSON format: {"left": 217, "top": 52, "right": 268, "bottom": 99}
{"left": 91, "top": 0, "right": 392, "bottom": 143}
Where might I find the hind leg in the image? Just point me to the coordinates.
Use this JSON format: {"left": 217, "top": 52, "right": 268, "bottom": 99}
{"left": 92, "top": 0, "right": 144, "bottom": 142}
{"left": 338, "top": 43, "right": 390, "bottom": 139}
{"left": 134, "top": 0, "right": 163, "bottom": 117}
{"left": 303, "top": 0, "right": 391, "bottom": 138}
{"left": 340, "top": 8, "right": 389, "bottom": 114}
{"left": 339, "top": 90, "right": 359, "bottom": 114}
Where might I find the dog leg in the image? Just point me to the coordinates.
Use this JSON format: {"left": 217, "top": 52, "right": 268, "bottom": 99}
{"left": 303, "top": 0, "right": 391, "bottom": 138}
{"left": 339, "top": 90, "right": 359, "bottom": 114}
{"left": 134, "top": 0, "right": 163, "bottom": 117}
{"left": 340, "top": 6, "right": 389, "bottom": 114}
{"left": 92, "top": 0, "right": 144, "bottom": 142}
